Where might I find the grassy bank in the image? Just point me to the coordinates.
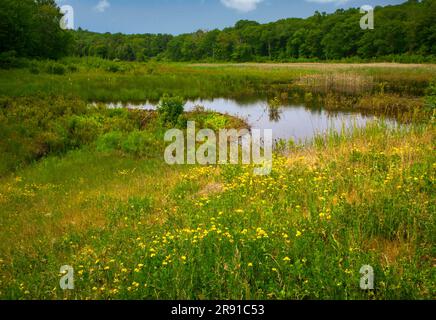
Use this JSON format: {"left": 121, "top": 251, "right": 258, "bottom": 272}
{"left": 0, "top": 96, "right": 245, "bottom": 176}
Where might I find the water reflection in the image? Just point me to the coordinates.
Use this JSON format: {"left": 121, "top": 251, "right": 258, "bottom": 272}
{"left": 267, "top": 97, "right": 283, "bottom": 122}
{"left": 106, "top": 98, "right": 381, "bottom": 143}
{"left": 268, "top": 106, "right": 282, "bottom": 122}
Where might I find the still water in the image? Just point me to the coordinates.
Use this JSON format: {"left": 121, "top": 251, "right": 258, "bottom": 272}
{"left": 107, "top": 98, "right": 379, "bottom": 142}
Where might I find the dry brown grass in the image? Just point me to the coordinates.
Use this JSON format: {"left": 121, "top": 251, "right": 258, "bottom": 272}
{"left": 356, "top": 93, "right": 424, "bottom": 111}
{"left": 366, "top": 238, "right": 415, "bottom": 267}
{"left": 297, "top": 73, "right": 375, "bottom": 94}
{"left": 198, "top": 182, "right": 224, "bottom": 197}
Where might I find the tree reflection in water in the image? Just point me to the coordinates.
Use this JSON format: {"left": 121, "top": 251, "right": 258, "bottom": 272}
{"left": 268, "top": 96, "right": 283, "bottom": 122}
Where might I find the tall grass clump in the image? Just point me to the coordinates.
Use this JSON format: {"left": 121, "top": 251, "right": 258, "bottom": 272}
{"left": 297, "top": 73, "right": 375, "bottom": 95}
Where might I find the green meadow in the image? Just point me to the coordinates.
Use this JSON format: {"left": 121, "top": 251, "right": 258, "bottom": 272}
{"left": 0, "top": 60, "right": 435, "bottom": 300}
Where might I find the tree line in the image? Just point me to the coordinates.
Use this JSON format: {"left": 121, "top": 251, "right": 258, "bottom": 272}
{"left": 0, "top": 0, "right": 71, "bottom": 60}
{"left": 73, "top": 0, "right": 436, "bottom": 62}
{"left": 1, "top": 0, "right": 435, "bottom": 62}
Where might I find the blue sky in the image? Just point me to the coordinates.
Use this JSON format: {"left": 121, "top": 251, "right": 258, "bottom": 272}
{"left": 57, "top": 0, "right": 405, "bottom": 35}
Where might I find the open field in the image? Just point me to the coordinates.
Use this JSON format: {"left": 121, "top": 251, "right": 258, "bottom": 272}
{"left": 192, "top": 62, "right": 436, "bottom": 70}
{"left": 0, "top": 60, "right": 435, "bottom": 300}
{"left": 1, "top": 60, "right": 435, "bottom": 101}
{"left": 0, "top": 119, "right": 434, "bottom": 299}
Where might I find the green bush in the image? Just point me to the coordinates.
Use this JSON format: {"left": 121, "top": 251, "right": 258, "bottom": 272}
{"left": 67, "top": 116, "right": 102, "bottom": 147}
{"left": 425, "top": 81, "right": 436, "bottom": 111}
{"left": 106, "top": 63, "right": 122, "bottom": 73}
{"left": 156, "top": 94, "right": 185, "bottom": 126}
{"left": 38, "top": 123, "right": 68, "bottom": 154}
{"left": 46, "top": 62, "right": 67, "bottom": 75}
{"left": 0, "top": 51, "right": 21, "bottom": 69}
{"left": 67, "top": 64, "right": 78, "bottom": 73}
{"left": 96, "top": 131, "right": 124, "bottom": 152}
{"left": 107, "top": 108, "right": 129, "bottom": 117}
{"left": 121, "top": 130, "right": 154, "bottom": 157}
{"left": 203, "top": 113, "right": 228, "bottom": 130}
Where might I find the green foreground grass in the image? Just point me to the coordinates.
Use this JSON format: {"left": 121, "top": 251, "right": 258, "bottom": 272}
{"left": 0, "top": 120, "right": 435, "bottom": 299}
{"left": 0, "top": 60, "right": 435, "bottom": 300}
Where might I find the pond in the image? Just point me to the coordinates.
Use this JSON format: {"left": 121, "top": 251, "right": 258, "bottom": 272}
{"left": 107, "top": 98, "right": 381, "bottom": 142}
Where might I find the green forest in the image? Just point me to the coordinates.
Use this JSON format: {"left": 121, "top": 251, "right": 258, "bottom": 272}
{"left": 1, "top": 0, "right": 436, "bottom": 63}
{"left": 0, "top": 0, "right": 71, "bottom": 60}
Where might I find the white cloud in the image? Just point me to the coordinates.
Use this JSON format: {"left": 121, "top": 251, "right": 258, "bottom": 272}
{"left": 95, "top": 0, "right": 110, "bottom": 13}
{"left": 305, "top": 0, "right": 350, "bottom": 4}
{"left": 221, "top": 0, "right": 264, "bottom": 12}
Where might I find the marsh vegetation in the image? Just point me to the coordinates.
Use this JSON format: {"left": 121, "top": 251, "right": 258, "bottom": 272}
{"left": 0, "top": 59, "right": 435, "bottom": 300}
{"left": 0, "top": 0, "right": 435, "bottom": 301}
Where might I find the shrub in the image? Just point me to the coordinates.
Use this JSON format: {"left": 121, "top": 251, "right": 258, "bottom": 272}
{"left": 46, "top": 62, "right": 67, "bottom": 75}
{"left": 202, "top": 113, "right": 228, "bottom": 130}
{"left": 156, "top": 94, "right": 185, "bottom": 126}
{"left": 67, "top": 116, "right": 101, "bottom": 147}
{"left": 121, "top": 130, "right": 153, "bottom": 157}
{"left": 38, "top": 123, "right": 69, "bottom": 154}
{"left": 425, "top": 81, "right": 436, "bottom": 111}
{"left": 67, "top": 64, "right": 78, "bottom": 73}
{"left": 106, "top": 63, "right": 122, "bottom": 73}
{"left": 101, "top": 109, "right": 140, "bottom": 132}
{"left": 107, "top": 108, "right": 130, "bottom": 118}
{"left": 0, "top": 51, "right": 20, "bottom": 69}
{"left": 96, "top": 131, "right": 124, "bottom": 152}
